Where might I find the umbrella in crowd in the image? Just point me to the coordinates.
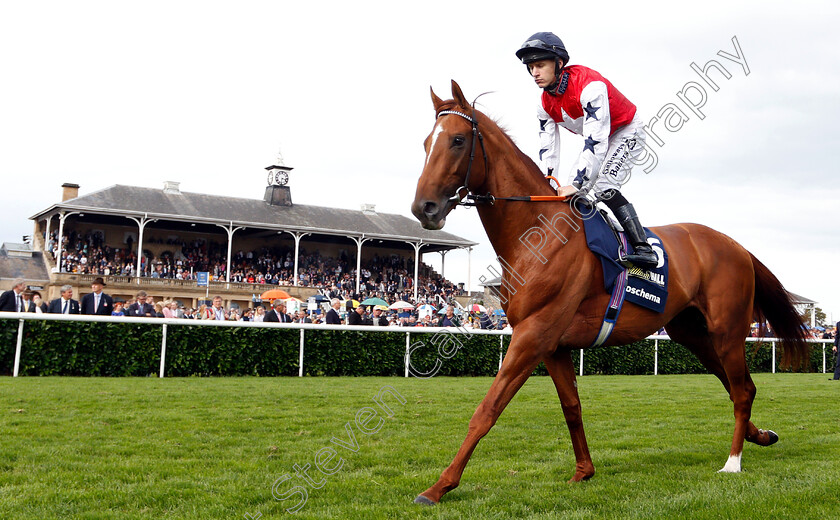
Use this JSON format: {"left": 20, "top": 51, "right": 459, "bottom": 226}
{"left": 360, "top": 297, "right": 389, "bottom": 307}
{"left": 349, "top": 299, "right": 360, "bottom": 308}
{"left": 416, "top": 304, "right": 436, "bottom": 313}
{"left": 468, "top": 304, "right": 487, "bottom": 313}
{"left": 388, "top": 301, "right": 415, "bottom": 310}
{"left": 493, "top": 309, "right": 506, "bottom": 316}
{"left": 261, "top": 289, "right": 291, "bottom": 300}
{"left": 311, "top": 294, "right": 330, "bottom": 302}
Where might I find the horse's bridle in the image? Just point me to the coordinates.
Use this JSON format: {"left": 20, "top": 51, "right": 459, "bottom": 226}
{"left": 436, "top": 106, "right": 573, "bottom": 207}
{"left": 436, "top": 108, "right": 490, "bottom": 207}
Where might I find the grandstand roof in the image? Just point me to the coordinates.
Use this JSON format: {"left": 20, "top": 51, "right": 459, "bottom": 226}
{"left": 788, "top": 291, "right": 817, "bottom": 305}
{"left": 30, "top": 184, "right": 478, "bottom": 252}
{"left": 0, "top": 243, "right": 49, "bottom": 282}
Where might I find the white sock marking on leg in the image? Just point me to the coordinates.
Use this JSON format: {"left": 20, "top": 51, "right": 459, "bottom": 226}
{"left": 718, "top": 453, "right": 742, "bottom": 473}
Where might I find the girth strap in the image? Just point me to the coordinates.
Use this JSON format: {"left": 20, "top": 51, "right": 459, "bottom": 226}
{"left": 588, "top": 232, "right": 631, "bottom": 348}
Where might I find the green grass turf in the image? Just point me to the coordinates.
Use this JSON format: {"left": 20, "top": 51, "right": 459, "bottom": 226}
{"left": 0, "top": 374, "right": 837, "bottom": 519}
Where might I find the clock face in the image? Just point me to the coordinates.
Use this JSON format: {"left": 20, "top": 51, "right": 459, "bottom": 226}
{"left": 276, "top": 171, "right": 289, "bottom": 185}
{"left": 267, "top": 171, "right": 275, "bottom": 185}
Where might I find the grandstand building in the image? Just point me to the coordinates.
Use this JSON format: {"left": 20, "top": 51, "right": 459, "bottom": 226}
{"left": 4, "top": 161, "right": 477, "bottom": 309}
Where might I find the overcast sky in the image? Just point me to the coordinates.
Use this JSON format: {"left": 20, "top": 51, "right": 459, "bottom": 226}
{"left": 1, "top": 1, "right": 838, "bottom": 323}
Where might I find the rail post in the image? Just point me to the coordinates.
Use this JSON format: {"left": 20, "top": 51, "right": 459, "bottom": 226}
{"left": 579, "top": 349, "right": 584, "bottom": 376}
{"left": 299, "top": 329, "right": 305, "bottom": 377}
{"left": 404, "top": 332, "right": 411, "bottom": 377}
{"left": 654, "top": 338, "right": 659, "bottom": 375}
{"left": 159, "top": 323, "right": 168, "bottom": 378}
{"left": 13, "top": 319, "right": 24, "bottom": 377}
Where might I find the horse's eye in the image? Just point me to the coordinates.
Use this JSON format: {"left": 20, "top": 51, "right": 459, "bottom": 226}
{"left": 451, "top": 136, "right": 466, "bottom": 148}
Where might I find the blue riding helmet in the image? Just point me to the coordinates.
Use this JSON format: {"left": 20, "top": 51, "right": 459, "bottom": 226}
{"left": 515, "top": 32, "right": 570, "bottom": 65}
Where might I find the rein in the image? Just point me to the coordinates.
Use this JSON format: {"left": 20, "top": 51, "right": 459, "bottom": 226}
{"left": 436, "top": 109, "right": 572, "bottom": 206}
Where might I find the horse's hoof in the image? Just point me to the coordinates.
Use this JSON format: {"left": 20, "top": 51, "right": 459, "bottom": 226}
{"left": 765, "top": 429, "right": 779, "bottom": 445}
{"left": 414, "top": 495, "right": 437, "bottom": 506}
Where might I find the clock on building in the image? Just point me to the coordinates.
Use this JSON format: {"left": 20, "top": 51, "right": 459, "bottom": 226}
{"left": 265, "top": 149, "right": 293, "bottom": 188}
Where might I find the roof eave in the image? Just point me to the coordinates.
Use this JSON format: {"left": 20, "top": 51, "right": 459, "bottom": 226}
{"left": 30, "top": 202, "right": 478, "bottom": 249}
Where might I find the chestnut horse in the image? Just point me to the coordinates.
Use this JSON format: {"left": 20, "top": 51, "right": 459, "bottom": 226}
{"left": 410, "top": 81, "right": 808, "bottom": 506}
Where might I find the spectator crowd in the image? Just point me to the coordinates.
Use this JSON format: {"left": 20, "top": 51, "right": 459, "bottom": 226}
{"left": 46, "top": 229, "right": 463, "bottom": 305}
{"left": 1, "top": 274, "right": 506, "bottom": 330}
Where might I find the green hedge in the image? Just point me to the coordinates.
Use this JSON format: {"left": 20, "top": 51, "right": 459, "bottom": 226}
{"left": 0, "top": 320, "right": 831, "bottom": 377}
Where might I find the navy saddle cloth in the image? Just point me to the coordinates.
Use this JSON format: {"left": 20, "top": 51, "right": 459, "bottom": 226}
{"left": 578, "top": 203, "right": 669, "bottom": 313}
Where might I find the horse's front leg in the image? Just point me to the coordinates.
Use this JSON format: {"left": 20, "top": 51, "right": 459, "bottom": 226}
{"left": 414, "top": 327, "right": 547, "bottom": 505}
{"left": 544, "top": 348, "right": 595, "bottom": 482}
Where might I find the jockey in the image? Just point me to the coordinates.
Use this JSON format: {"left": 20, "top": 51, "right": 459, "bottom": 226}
{"left": 516, "top": 31, "right": 659, "bottom": 269}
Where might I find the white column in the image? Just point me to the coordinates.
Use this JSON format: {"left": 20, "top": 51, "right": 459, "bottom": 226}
{"left": 136, "top": 220, "right": 146, "bottom": 279}
{"left": 351, "top": 235, "right": 370, "bottom": 295}
{"left": 293, "top": 232, "right": 310, "bottom": 286}
{"left": 439, "top": 250, "right": 448, "bottom": 279}
{"left": 410, "top": 241, "right": 424, "bottom": 301}
{"left": 43, "top": 215, "right": 52, "bottom": 254}
{"left": 467, "top": 246, "right": 473, "bottom": 294}
{"left": 128, "top": 215, "right": 157, "bottom": 283}
{"left": 55, "top": 212, "right": 66, "bottom": 270}
{"left": 215, "top": 222, "right": 244, "bottom": 286}
{"left": 55, "top": 211, "right": 79, "bottom": 272}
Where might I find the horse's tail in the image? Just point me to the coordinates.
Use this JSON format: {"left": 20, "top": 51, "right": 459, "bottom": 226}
{"left": 750, "top": 253, "right": 810, "bottom": 370}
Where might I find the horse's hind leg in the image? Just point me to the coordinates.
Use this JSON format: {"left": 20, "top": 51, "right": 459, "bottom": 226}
{"left": 544, "top": 348, "right": 595, "bottom": 482}
{"left": 666, "top": 307, "right": 775, "bottom": 473}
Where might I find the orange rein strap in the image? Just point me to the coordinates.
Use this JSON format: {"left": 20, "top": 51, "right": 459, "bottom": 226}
{"left": 480, "top": 177, "right": 572, "bottom": 204}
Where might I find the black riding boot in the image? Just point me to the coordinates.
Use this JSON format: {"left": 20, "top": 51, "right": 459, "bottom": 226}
{"left": 613, "top": 203, "right": 659, "bottom": 269}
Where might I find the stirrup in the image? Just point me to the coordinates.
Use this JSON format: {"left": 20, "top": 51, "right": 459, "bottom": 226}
{"left": 619, "top": 247, "right": 658, "bottom": 269}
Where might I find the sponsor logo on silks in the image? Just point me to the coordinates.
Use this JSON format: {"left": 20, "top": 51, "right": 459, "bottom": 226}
{"left": 625, "top": 285, "right": 662, "bottom": 304}
{"left": 602, "top": 137, "right": 636, "bottom": 178}
{"left": 627, "top": 266, "right": 665, "bottom": 287}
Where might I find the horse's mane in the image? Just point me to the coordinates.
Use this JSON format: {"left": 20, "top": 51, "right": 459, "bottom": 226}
{"left": 435, "top": 99, "right": 546, "bottom": 182}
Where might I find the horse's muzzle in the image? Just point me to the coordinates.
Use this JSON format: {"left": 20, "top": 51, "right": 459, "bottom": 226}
{"left": 412, "top": 199, "right": 448, "bottom": 230}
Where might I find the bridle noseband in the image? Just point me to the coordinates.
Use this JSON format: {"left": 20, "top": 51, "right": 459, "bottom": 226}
{"left": 436, "top": 109, "right": 490, "bottom": 207}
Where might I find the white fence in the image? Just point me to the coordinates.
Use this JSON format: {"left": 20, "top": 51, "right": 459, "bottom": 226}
{"left": 1, "top": 312, "right": 834, "bottom": 378}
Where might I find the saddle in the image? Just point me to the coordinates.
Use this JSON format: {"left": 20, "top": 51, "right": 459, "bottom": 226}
{"left": 577, "top": 200, "right": 669, "bottom": 314}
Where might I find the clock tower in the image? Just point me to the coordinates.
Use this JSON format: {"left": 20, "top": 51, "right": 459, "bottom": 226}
{"left": 264, "top": 150, "right": 293, "bottom": 206}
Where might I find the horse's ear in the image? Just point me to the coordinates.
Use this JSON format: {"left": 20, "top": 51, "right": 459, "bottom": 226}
{"left": 431, "top": 86, "right": 445, "bottom": 112}
{"left": 451, "top": 80, "right": 469, "bottom": 109}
